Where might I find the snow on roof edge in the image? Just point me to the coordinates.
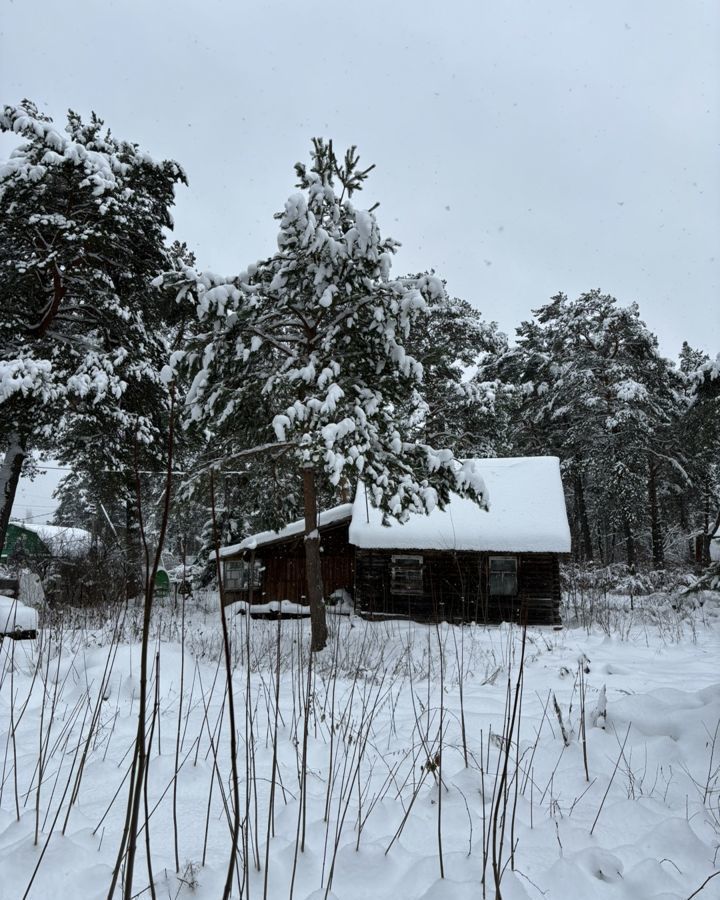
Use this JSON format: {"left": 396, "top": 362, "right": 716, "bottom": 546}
{"left": 9, "top": 522, "right": 93, "bottom": 558}
{"left": 349, "top": 457, "right": 571, "bottom": 554}
{"left": 219, "top": 503, "right": 353, "bottom": 558}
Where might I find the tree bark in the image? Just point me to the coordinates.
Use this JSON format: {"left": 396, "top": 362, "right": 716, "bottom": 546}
{"left": 302, "top": 464, "right": 327, "bottom": 652}
{"left": 648, "top": 459, "right": 664, "bottom": 568}
{"left": 124, "top": 474, "right": 143, "bottom": 599}
{"left": 0, "top": 434, "right": 26, "bottom": 554}
{"left": 575, "top": 471, "right": 594, "bottom": 562}
{"left": 623, "top": 516, "right": 636, "bottom": 569}
{"left": 678, "top": 494, "right": 694, "bottom": 563}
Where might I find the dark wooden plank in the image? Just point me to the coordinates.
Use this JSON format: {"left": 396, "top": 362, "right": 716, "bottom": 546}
{"left": 1, "top": 629, "right": 37, "bottom": 641}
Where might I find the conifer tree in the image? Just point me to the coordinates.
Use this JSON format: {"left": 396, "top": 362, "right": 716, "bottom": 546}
{"left": 0, "top": 100, "right": 186, "bottom": 552}
{"left": 401, "top": 287, "right": 512, "bottom": 457}
{"left": 681, "top": 351, "right": 720, "bottom": 564}
{"left": 498, "top": 290, "right": 683, "bottom": 566}
{"left": 167, "top": 140, "right": 487, "bottom": 650}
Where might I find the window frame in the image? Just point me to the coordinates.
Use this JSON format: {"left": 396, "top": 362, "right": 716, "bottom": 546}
{"left": 224, "top": 558, "right": 263, "bottom": 591}
{"left": 390, "top": 554, "right": 424, "bottom": 596}
{"left": 488, "top": 556, "right": 518, "bottom": 596}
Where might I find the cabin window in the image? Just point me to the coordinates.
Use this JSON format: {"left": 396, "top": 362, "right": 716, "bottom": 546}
{"left": 391, "top": 555, "right": 424, "bottom": 595}
{"left": 489, "top": 557, "right": 518, "bottom": 596}
{"left": 224, "top": 559, "right": 263, "bottom": 590}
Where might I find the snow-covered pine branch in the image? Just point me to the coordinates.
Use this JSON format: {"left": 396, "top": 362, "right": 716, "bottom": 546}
{"left": 0, "top": 100, "right": 187, "bottom": 553}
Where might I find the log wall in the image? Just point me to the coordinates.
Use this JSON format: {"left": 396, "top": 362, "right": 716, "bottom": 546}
{"left": 353, "top": 550, "right": 562, "bottom": 625}
{"left": 223, "top": 522, "right": 355, "bottom": 606}
{"left": 223, "top": 523, "right": 562, "bottom": 626}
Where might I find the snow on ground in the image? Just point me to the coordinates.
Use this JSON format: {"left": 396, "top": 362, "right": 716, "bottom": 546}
{"left": 0, "top": 593, "right": 719, "bottom": 899}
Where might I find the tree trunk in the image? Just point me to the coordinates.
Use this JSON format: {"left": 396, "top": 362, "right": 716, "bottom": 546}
{"left": 0, "top": 433, "right": 26, "bottom": 554}
{"left": 678, "top": 494, "right": 694, "bottom": 563}
{"left": 575, "top": 471, "right": 594, "bottom": 562}
{"left": 302, "top": 464, "right": 327, "bottom": 652}
{"left": 623, "top": 516, "right": 636, "bottom": 569}
{"left": 124, "top": 475, "right": 143, "bottom": 599}
{"left": 648, "top": 460, "right": 664, "bottom": 568}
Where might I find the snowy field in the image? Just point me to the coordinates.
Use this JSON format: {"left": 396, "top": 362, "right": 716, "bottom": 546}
{"left": 1, "top": 592, "right": 719, "bottom": 900}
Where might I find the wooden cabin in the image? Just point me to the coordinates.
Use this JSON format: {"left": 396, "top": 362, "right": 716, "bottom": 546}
{"left": 219, "top": 457, "right": 571, "bottom": 625}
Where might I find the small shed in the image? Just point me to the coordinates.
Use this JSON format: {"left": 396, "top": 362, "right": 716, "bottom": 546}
{"left": 220, "top": 457, "right": 571, "bottom": 625}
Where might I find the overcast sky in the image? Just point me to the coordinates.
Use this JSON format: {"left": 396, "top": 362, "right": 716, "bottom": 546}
{"left": 2, "top": 0, "right": 719, "bottom": 519}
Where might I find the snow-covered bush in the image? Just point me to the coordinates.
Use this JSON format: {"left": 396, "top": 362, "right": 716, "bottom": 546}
{"left": 560, "top": 562, "right": 714, "bottom": 638}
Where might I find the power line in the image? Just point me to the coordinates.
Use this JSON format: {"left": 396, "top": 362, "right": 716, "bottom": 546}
{"left": 27, "top": 464, "right": 190, "bottom": 474}
{"left": 10, "top": 503, "right": 58, "bottom": 510}
{"left": 10, "top": 512, "right": 57, "bottom": 522}
{"left": 26, "top": 464, "right": 254, "bottom": 476}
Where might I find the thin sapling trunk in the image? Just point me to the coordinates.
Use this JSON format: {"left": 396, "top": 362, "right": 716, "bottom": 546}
{"left": 303, "top": 464, "right": 328, "bottom": 652}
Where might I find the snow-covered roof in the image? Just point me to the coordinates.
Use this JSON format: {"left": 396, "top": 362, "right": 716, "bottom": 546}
{"left": 220, "top": 457, "right": 571, "bottom": 558}
{"left": 14, "top": 523, "right": 92, "bottom": 558}
{"left": 219, "top": 503, "right": 353, "bottom": 558}
{"left": 0, "top": 595, "right": 38, "bottom": 633}
{"left": 349, "top": 457, "right": 570, "bottom": 553}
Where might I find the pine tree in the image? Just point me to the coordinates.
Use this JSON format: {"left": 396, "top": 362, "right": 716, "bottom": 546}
{"left": 166, "top": 140, "right": 487, "bottom": 650}
{"left": 401, "top": 286, "right": 512, "bottom": 457}
{"left": 0, "top": 100, "right": 186, "bottom": 553}
{"left": 497, "top": 290, "right": 684, "bottom": 566}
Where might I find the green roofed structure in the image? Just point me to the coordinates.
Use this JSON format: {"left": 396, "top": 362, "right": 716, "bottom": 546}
{"left": 1, "top": 522, "right": 92, "bottom": 562}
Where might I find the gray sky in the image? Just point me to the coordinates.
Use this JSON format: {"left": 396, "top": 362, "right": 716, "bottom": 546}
{"left": 2, "top": 0, "right": 718, "bottom": 356}
{"left": 2, "top": 0, "right": 719, "bottom": 519}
